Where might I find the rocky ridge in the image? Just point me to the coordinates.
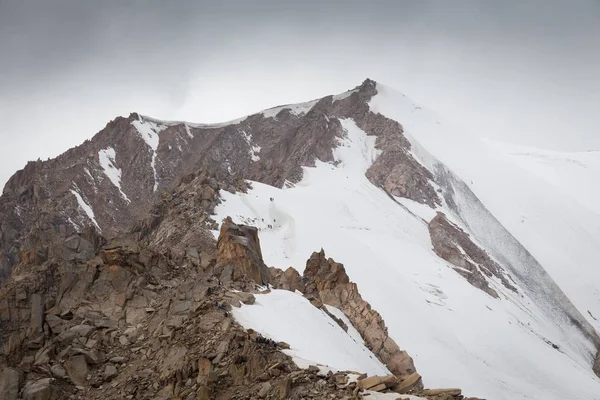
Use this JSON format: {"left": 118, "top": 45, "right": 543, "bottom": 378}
{"left": 0, "top": 79, "right": 516, "bottom": 309}
{"left": 0, "top": 79, "right": 439, "bottom": 282}
{"left": 0, "top": 217, "right": 482, "bottom": 400}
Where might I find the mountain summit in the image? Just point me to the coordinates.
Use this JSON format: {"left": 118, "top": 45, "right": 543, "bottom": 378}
{"left": 1, "top": 79, "right": 600, "bottom": 399}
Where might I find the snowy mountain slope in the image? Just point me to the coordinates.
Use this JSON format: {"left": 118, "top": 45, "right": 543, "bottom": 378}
{"left": 3, "top": 78, "right": 600, "bottom": 399}
{"left": 214, "top": 98, "right": 600, "bottom": 398}
{"left": 483, "top": 140, "right": 600, "bottom": 215}
{"left": 370, "top": 85, "right": 600, "bottom": 339}
{"left": 232, "top": 289, "right": 390, "bottom": 376}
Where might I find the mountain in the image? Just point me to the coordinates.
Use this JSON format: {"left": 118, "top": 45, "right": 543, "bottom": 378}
{"left": 1, "top": 79, "right": 599, "bottom": 400}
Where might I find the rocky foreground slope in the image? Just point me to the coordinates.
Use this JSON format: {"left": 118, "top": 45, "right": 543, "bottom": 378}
{"left": 0, "top": 214, "right": 480, "bottom": 400}
{"left": 1, "top": 78, "right": 600, "bottom": 399}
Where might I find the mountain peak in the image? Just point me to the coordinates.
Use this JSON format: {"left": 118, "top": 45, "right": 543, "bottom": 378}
{"left": 1, "top": 80, "right": 600, "bottom": 400}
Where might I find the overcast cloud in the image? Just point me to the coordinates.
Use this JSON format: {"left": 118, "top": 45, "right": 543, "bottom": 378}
{"left": 1, "top": 0, "right": 599, "bottom": 188}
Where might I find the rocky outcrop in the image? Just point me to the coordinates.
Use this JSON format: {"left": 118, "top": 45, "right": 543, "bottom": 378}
{"left": 268, "top": 249, "right": 421, "bottom": 390}
{"left": 269, "top": 266, "right": 305, "bottom": 293}
{"left": 329, "top": 79, "right": 441, "bottom": 207}
{"left": 302, "top": 250, "right": 419, "bottom": 383}
{"left": 2, "top": 227, "right": 442, "bottom": 400}
{"left": 215, "top": 217, "right": 270, "bottom": 286}
{"left": 429, "top": 212, "right": 517, "bottom": 298}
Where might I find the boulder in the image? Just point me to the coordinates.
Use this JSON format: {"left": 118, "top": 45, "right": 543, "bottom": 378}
{"left": 197, "top": 386, "right": 211, "bottom": 400}
{"left": 22, "top": 378, "right": 53, "bottom": 400}
{"left": 369, "top": 383, "right": 386, "bottom": 392}
{"left": 197, "top": 358, "right": 213, "bottom": 385}
{"left": 19, "top": 355, "right": 35, "bottom": 372}
{"left": 34, "top": 345, "right": 54, "bottom": 366}
{"left": 103, "top": 364, "right": 118, "bottom": 382}
{"left": 45, "top": 315, "right": 66, "bottom": 334}
{"left": 160, "top": 346, "right": 188, "bottom": 380}
{"left": 225, "top": 292, "right": 256, "bottom": 308}
{"left": 357, "top": 375, "right": 398, "bottom": 390}
{"left": 395, "top": 372, "right": 422, "bottom": 394}
{"left": 69, "top": 324, "right": 94, "bottom": 337}
{"left": 258, "top": 381, "right": 272, "bottom": 398}
{"left": 419, "top": 388, "right": 462, "bottom": 396}
{"left": 277, "top": 377, "right": 291, "bottom": 399}
{"left": 50, "top": 364, "right": 66, "bottom": 379}
{"left": 65, "top": 354, "right": 88, "bottom": 386}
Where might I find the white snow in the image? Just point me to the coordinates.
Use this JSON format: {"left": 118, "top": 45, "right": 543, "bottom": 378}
{"left": 215, "top": 111, "right": 600, "bottom": 399}
{"left": 483, "top": 139, "right": 600, "bottom": 215}
{"left": 393, "top": 196, "right": 438, "bottom": 223}
{"left": 324, "top": 305, "right": 364, "bottom": 345}
{"left": 184, "top": 124, "right": 193, "bottom": 138}
{"left": 261, "top": 99, "right": 320, "bottom": 119}
{"left": 83, "top": 167, "right": 94, "bottom": 183}
{"left": 70, "top": 187, "right": 101, "bottom": 231}
{"left": 98, "top": 147, "right": 130, "bottom": 203}
{"left": 140, "top": 114, "right": 247, "bottom": 129}
{"left": 232, "top": 289, "right": 390, "bottom": 376}
{"left": 241, "top": 131, "right": 261, "bottom": 162}
{"left": 366, "top": 83, "right": 600, "bottom": 399}
{"left": 332, "top": 88, "right": 359, "bottom": 101}
{"left": 131, "top": 116, "right": 167, "bottom": 191}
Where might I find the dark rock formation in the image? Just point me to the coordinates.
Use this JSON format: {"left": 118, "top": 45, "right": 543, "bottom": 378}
{"left": 215, "top": 217, "right": 270, "bottom": 286}
{"left": 303, "top": 250, "right": 420, "bottom": 383}
{"left": 269, "top": 249, "right": 422, "bottom": 391}
{"left": 429, "top": 212, "right": 517, "bottom": 297}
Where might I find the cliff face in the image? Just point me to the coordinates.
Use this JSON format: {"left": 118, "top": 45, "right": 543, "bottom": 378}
{"left": 215, "top": 217, "right": 270, "bottom": 286}
{"left": 0, "top": 79, "right": 440, "bottom": 286}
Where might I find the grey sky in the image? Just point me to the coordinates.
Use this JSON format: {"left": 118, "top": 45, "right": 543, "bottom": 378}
{"left": 1, "top": 1, "right": 599, "bottom": 189}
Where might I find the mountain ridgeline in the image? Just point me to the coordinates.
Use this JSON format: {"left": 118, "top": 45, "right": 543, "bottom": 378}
{"left": 1, "top": 79, "right": 600, "bottom": 400}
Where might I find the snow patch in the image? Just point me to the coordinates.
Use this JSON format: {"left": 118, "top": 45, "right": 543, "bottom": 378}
{"left": 140, "top": 114, "right": 247, "bottom": 129}
{"left": 232, "top": 289, "right": 390, "bottom": 376}
{"left": 184, "top": 124, "right": 193, "bottom": 138}
{"left": 332, "top": 88, "right": 358, "bottom": 101}
{"left": 98, "top": 147, "right": 130, "bottom": 203}
{"left": 131, "top": 116, "right": 167, "bottom": 191}
{"left": 241, "top": 131, "right": 261, "bottom": 162}
{"left": 261, "top": 99, "right": 320, "bottom": 119}
{"left": 70, "top": 187, "right": 101, "bottom": 231}
{"left": 393, "top": 196, "right": 438, "bottom": 223}
{"left": 83, "top": 167, "right": 94, "bottom": 183}
{"left": 324, "top": 305, "right": 365, "bottom": 345}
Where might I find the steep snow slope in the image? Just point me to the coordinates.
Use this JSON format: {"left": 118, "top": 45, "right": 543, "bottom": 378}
{"left": 232, "top": 289, "right": 389, "bottom": 376}
{"left": 370, "top": 84, "right": 600, "bottom": 341}
{"left": 214, "top": 116, "right": 600, "bottom": 399}
{"left": 98, "top": 147, "right": 130, "bottom": 203}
